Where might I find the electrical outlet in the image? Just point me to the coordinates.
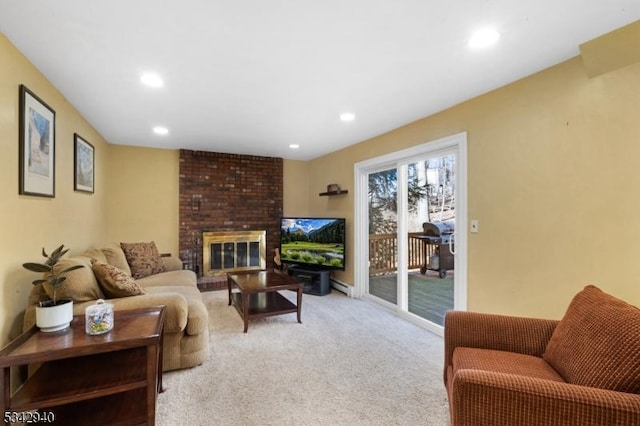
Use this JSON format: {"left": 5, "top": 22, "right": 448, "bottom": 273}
{"left": 471, "top": 220, "right": 479, "bottom": 233}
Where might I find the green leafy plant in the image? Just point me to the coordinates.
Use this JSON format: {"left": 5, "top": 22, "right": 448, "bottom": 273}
{"left": 23, "top": 245, "right": 84, "bottom": 306}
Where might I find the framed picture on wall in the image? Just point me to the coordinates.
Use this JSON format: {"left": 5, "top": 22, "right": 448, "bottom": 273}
{"left": 18, "top": 84, "right": 56, "bottom": 197}
{"left": 74, "top": 133, "right": 95, "bottom": 193}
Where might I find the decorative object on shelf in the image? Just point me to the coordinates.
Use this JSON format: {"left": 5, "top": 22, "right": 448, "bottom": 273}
{"left": 319, "top": 183, "right": 348, "bottom": 196}
{"left": 18, "top": 84, "right": 56, "bottom": 198}
{"left": 74, "top": 133, "right": 95, "bottom": 193}
{"left": 85, "top": 299, "right": 114, "bottom": 335}
{"left": 22, "top": 244, "right": 84, "bottom": 332}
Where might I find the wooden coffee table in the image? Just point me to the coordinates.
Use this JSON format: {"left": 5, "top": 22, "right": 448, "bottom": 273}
{"left": 227, "top": 270, "right": 303, "bottom": 333}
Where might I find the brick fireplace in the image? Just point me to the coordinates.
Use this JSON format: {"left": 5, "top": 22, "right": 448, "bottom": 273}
{"left": 179, "top": 150, "right": 283, "bottom": 282}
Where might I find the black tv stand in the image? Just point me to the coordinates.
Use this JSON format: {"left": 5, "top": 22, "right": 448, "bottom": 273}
{"left": 287, "top": 265, "right": 331, "bottom": 296}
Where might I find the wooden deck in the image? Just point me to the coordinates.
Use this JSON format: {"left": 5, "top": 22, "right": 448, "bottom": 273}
{"left": 368, "top": 271, "right": 453, "bottom": 326}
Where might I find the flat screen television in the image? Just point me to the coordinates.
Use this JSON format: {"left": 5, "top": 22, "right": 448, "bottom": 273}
{"left": 280, "top": 217, "right": 345, "bottom": 271}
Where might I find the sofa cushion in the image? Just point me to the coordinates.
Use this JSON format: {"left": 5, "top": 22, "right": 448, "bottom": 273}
{"left": 82, "top": 248, "right": 108, "bottom": 264}
{"left": 92, "top": 261, "right": 146, "bottom": 298}
{"left": 543, "top": 285, "right": 640, "bottom": 393}
{"left": 100, "top": 243, "right": 132, "bottom": 276}
{"left": 97, "top": 292, "right": 188, "bottom": 334}
{"left": 162, "top": 255, "right": 184, "bottom": 272}
{"left": 120, "top": 241, "right": 165, "bottom": 279}
{"left": 43, "top": 256, "right": 105, "bottom": 302}
{"left": 136, "top": 269, "right": 197, "bottom": 289}
{"left": 452, "top": 347, "right": 565, "bottom": 383}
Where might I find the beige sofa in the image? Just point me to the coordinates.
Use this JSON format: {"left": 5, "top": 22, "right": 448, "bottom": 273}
{"left": 24, "top": 242, "right": 210, "bottom": 372}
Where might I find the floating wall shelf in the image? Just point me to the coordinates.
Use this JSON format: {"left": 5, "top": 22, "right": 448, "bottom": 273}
{"left": 319, "top": 190, "right": 349, "bottom": 196}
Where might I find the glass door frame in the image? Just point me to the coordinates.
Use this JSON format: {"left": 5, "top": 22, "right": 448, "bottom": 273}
{"left": 353, "top": 132, "right": 468, "bottom": 335}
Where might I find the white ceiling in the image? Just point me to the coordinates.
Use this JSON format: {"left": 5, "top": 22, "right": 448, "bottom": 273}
{"left": 1, "top": 1, "right": 639, "bottom": 160}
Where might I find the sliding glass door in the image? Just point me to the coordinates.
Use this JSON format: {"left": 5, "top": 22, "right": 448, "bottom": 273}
{"left": 368, "top": 167, "right": 399, "bottom": 306}
{"left": 355, "top": 133, "right": 467, "bottom": 334}
{"left": 405, "top": 156, "right": 455, "bottom": 326}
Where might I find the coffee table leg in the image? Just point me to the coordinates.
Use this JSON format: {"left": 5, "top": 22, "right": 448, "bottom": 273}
{"left": 297, "top": 287, "right": 302, "bottom": 324}
{"left": 227, "top": 276, "right": 232, "bottom": 306}
{"left": 242, "top": 292, "right": 249, "bottom": 333}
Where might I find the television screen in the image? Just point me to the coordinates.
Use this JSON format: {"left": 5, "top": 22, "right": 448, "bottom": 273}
{"left": 280, "top": 217, "right": 345, "bottom": 270}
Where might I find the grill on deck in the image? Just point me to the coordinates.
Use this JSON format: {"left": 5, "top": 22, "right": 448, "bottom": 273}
{"left": 412, "top": 220, "right": 455, "bottom": 278}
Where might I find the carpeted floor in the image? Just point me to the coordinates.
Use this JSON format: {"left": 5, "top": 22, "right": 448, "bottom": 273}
{"left": 156, "top": 289, "right": 450, "bottom": 426}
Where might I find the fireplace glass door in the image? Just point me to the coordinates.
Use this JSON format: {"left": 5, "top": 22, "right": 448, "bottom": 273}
{"left": 202, "top": 231, "right": 266, "bottom": 276}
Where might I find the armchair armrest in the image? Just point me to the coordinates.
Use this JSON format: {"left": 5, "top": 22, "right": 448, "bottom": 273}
{"left": 444, "top": 311, "right": 558, "bottom": 383}
{"left": 451, "top": 369, "right": 640, "bottom": 425}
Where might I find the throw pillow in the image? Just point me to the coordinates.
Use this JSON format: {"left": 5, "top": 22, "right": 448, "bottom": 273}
{"left": 91, "top": 260, "right": 145, "bottom": 298}
{"left": 120, "top": 241, "right": 165, "bottom": 279}
{"left": 43, "top": 256, "right": 105, "bottom": 302}
{"left": 543, "top": 285, "right": 640, "bottom": 393}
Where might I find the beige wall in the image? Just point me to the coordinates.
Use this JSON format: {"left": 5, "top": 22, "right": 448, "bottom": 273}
{"left": 283, "top": 159, "right": 311, "bottom": 216}
{"left": 0, "top": 35, "right": 109, "bottom": 344}
{"left": 306, "top": 155, "right": 355, "bottom": 284}
{"left": 309, "top": 55, "right": 640, "bottom": 319}
{"left": 106, "top": 145, "right": 179, "bottom": 255}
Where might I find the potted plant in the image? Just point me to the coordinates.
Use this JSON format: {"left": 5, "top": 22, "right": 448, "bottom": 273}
{"left": 23, "top": 245, "right": 84, "bottom": 332}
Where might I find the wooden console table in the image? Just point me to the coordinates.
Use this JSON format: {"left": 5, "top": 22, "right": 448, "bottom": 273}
{"left": 0, "top": 306, "right": 165, "bottom": 426}
{"left": 227, "top": 270, "right": 303, "bottom": 333}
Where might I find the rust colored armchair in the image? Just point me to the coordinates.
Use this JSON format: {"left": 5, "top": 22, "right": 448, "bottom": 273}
{"left": 444, "top": 285, "right": 640, "bottom": 426}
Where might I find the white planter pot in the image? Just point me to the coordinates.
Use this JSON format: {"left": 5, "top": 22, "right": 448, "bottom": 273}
{"left": 35, "top": 299, "right": 73, "bottom": 332}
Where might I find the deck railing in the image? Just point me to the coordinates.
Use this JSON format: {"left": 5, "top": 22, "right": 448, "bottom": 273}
{"left": 369, "top": 232, "right": 437, "bottom": 274}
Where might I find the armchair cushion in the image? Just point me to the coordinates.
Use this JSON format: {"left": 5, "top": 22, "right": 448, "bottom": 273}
{"left": 451, "top": 369, "right": 640, "bottom": 426}
{"left": 543, "top": 285, "right": 640, "bottom": 393}
{"left": 452, "top": 348, "right": 565, "bottom": 383}
{"left": 443, "top": 311, "right": 558, "bottom": 384}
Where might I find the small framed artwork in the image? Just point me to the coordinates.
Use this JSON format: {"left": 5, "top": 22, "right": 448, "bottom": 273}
{"left": 74, "top": 133, "right": 95, "bottom": 193}
{"left": 19, "top": 84, "right": 56, "bottom": 197}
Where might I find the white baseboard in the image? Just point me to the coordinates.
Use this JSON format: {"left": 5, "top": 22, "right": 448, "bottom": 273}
{"left": 330, "top": 278, "right": 353, "bottom": 297}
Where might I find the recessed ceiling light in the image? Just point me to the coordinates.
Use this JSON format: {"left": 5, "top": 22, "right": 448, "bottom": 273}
{"left": 468, "top": 28, "right": 500, "bottom": 49}
{"left": 340, "top": 112, "right": 355, "bottom": 122}
{"left": 289, "top": 144, "right": 300, "bottom": 149}
{"left": 141, "top": 72, "right": 164, "bottom": 88}
{"left": 153, "top": 126, "right": 169, "bottom": 135}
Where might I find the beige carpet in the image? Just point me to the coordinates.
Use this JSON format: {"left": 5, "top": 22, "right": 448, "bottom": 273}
{"left": 156, "top": 289, "right": 450, "bottom": 425}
